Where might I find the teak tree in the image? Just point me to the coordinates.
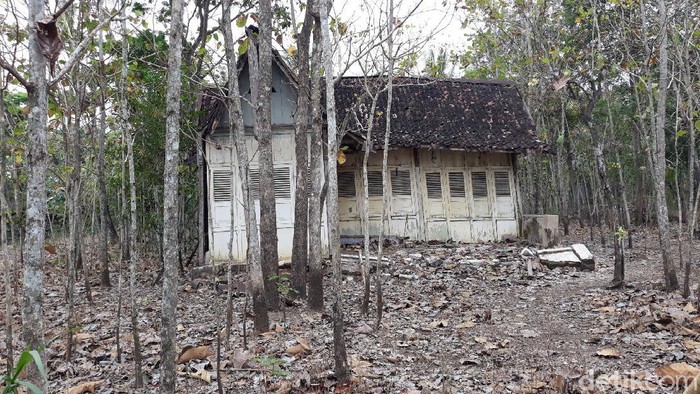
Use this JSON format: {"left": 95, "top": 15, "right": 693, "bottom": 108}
{"left": 222, "top": 0, "right": 269, "bottom": 333}
{"left": 0, "top": 0, "right": 114, "bottom": 388}
{"left": 160, "top": 0, "right": 185, "bottom": 386}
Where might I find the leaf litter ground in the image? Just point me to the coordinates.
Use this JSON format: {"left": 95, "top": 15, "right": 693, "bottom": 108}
{"left": 2, "top": 225, "right": 700, "bottom": 393}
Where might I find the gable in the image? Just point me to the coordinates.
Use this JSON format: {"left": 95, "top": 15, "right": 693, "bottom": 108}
{"left": 199, "top": 52, "right": 298, "bottom": 136}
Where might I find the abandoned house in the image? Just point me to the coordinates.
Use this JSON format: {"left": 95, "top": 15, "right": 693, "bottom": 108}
{"left": 200, "top": 54, "right": 546, "bottom": 262}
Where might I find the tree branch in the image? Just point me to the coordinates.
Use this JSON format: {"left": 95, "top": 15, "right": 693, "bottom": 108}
{"left": 0, "top": 57, "right": 29, "bottom": 89}
{"left": 50, "top": 11, "right": 122, "bottom": 86}
{"left": 53, "top": 0, "right": 77, "bottom": 20}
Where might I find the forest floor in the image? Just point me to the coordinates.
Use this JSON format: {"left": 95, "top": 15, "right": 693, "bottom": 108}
{"left": 3, "top": 225, "right": 700, "bottom": 393}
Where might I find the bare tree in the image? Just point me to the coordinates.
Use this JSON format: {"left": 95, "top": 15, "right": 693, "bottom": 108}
{"left": 0, "top": 72, "right": 12, "bottom": 374}
{"left": 97, "top": 10, "right": 110, "bottom": 287}
{"left": 121, "top": 4, "right": 143, "bottom": 385}
{"left": 160, "top": 0, "right": 185, "bottom": 386}
{"left": 222, "top": 0, "right": 269, "bottom": 333}
{"left": 290, "top": 0, "right": 316, "bottom": 299}
{"left": 307, "top": 16, "right": 324, "bottom": 311}
{"left": 652, "top": 0, "right": 679, "bottom": 291}
{"left": 320, "top": 0, "right": 350, "bottom": 383}
{"left": 247, "top": 7, "right": 280, "bottom": 309}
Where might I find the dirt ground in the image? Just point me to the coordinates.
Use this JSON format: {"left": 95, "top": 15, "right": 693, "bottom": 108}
{"left": 2, "top": 225, "right": 700, "bottom": 393}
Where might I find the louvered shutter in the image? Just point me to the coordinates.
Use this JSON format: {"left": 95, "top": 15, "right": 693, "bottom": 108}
{"left": 494, "top": 171, "right": 511, "bottom": 197}
{"left": 448, "top": 172, "right": 466, "bottom": 198}
{"left": 391, "top": 170, "right": 411, "bottom": 196}
{"left": 425, "top": 172, "right": 442, "bottom": 199}
{"left": 273, "top": 167, "right": 291, "bottom": 199}
{"left": 338, "top": 172, "right": 356, "bottom": 198}
{"left": 471, "top": 171, "right": 488, "bottom": 198}
{"left": 212, "top": 170, "right": 232, "bottom": 202}
{"left": 367, "top": 171, "right": 383, "bottom": 197}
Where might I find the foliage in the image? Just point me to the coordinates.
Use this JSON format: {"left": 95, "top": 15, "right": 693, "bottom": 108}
{"left": 1, "top": 350, "right": 47, "bottom": 394}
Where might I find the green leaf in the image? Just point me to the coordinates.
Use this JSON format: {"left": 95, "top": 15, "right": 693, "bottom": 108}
{"left": 18, "top": 380, "right": 44, "bottom": 394}
{"left": 27, "top": 350, "right": 47, "bottom": 379}
{"left": 13, "top": 351, "right": 33, "bottom": 379}
{"left": 695, "top": 120, "right": 700, "bottom": 130}
{"left": 677, "top": 129, "right": 688, "bottom": 138}
{"left": 236, "top": 15, "right": 247, "bottom": 28}
{"left": 238, "top": 38, "right": 249, "bottom": 56}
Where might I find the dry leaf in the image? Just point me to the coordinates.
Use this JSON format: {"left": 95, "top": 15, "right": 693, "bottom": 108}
{"left": 177, "top": 345, "right": 214, "bottom": 364}
{"left": 177, "top": 369, "right": 211, "bottom": 383}
{"left": 67, "top": 380, "right": 104, "bottom": 394}
{"left": 656, "top": 363, "right": 700, "bottom": 385}
{"left": 285, "top": 344, "right": 305, "bottom": 356}
{"left": 72, "top": 333, "right": 92, "bottom": 342}
{"left": 349, "top": 354, "right": 373, "bottom": 377}
{"left": 685, "top": 303, "right": 698, "bottom": 313}
{"left": 36, "top": 18, "right": 63, "bottom": 75}
{"left": 596, "top": 348, "right": 622, "bottom": 358}
{"left": 296, "top": 337, "right": 312, "bottom": 351}
{"left": 456, "top": 321, "right": 476, "bottom": 329}
{"left": 429, "top": 320, "right": 448, "bottom": 328}
{"left": 685, "top": 340, "right": 700, "bottom": 350}
{"left": 44, "top": 243, "right": 57, "bottom": 254}
{"left": 232, "top": 349, "right": 251, "bottom": 369}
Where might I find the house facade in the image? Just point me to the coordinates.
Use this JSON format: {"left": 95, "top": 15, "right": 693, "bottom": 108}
{"left": 200, "top": 60, "right": 544, "bottom": 262}
{"left": 333, "top": 77, "right": 544, "bottom": 243}
{"left": 200, "top": 53, "right": 328, "bottom": 262}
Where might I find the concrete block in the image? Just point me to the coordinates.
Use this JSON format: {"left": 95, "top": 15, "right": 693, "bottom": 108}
{"left": 521, "top": 214, "right": 559, "bottom": 248}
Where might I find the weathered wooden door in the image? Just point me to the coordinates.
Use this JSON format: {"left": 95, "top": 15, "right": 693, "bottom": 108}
{"left": 424, "top": 170, "right": 449, "bottom": 240}
{"left": 445, "top": 169, "right": 471, "bottom": 241}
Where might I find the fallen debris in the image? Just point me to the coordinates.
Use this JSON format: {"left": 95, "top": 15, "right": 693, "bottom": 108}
{"left": 538, "top": 243, "right": 596, "bottom": 271}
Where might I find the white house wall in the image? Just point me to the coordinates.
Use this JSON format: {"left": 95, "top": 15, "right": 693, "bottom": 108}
{"left": 337, "top": 149, "right": 519, "bottom": 242}
{"left": 206, "top": 131, "right": 329, "bottom": 263}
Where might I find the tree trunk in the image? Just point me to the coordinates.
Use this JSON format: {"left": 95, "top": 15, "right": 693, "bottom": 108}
{"left": 22, "top": 0, "right": 49, "bottom": 386}
{"left": 320, "top": 0, "right": 349, "bottom": 383}
{"left": 290, "top": 1, "right": 315, "bottom": 299}
{"left": 0, "top": 78, "right": 13, "bottom": 375}
{"left": 361, "top": 92, "right": 380, "bottom": 315}
{"left": 65, "top": 78, "right": 84, "bottom": 362}
{"left": 222, "top": 0, "right": 269, "bottom": 333}
{"left": 160, "top": 0, "right": 184, "bottom": 386}
{"left": 247, "top": 12, "right": 280, "bottom": 310}
{"left": 653, "top": 0, "right": 679, "bottom": 291}
{"left": 97, "top": 26, "right": 110, "bottom": 287}
{"left": 376, "top": 0, "right": 395, "bottom": 328}
{"left": 122, "top": 9, "right": 143, "bottom": 386}
{"left": 307, "top": 19, "right": 324, "bottom": 311}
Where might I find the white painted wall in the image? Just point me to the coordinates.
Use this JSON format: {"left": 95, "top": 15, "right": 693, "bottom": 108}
{"left": 336, "top": 149, "right": 519, "bottom": 242}
{"left": 206, "top": 131, "right": 329, "bottom": 262}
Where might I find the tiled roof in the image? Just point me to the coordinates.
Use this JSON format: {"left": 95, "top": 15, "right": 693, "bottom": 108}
{"left": 335, "top": 76, "right": 546, "bottom": 153}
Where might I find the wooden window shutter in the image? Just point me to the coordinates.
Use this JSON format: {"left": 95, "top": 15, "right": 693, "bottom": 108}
{"left": 391, "top": 169, "right": 411, "bottom": 196}
{"left": 338, "top": 172, "right": 356, "bottom": 198}
{"left": 471, "top": 171, "right": 488, "bottom": 198}
{"left": 273, "top": 167, "right": 292, "bottom": 199}
{"left": 367, "top": 171, "right": 383, "bottom": 197}
{"left": 425, "top": 172, "right": 442, "bottom": 199}
{"left": 212, "top": 170, "right": 232, "bottom": 202}
{"left": 494, "top": 171, "right": 511, "bottom": 197}
{"left": 448, "top": 172, "right": 466, "bottom": 198}
{"left": 248, "top": 169, "right": 261, "bottom": 200}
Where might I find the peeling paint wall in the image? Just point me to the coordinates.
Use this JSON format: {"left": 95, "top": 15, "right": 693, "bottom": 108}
{"left": 337, "top": 149, "right": 518, "bottom": 242}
